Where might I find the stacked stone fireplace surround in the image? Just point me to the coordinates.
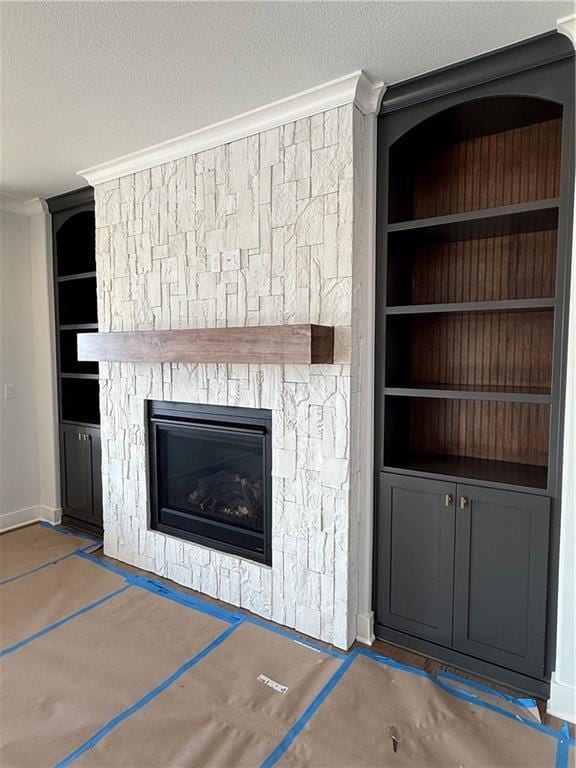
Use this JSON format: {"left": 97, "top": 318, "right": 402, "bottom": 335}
{"left": 94, "top": 104, "right": 371, "bottom": 649}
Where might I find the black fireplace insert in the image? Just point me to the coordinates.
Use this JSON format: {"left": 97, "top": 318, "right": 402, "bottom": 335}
{"left": 148, "top": 400, "right": 272, "bottom": 565}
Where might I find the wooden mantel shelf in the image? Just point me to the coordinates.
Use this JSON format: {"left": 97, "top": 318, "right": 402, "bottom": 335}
{"left": 77, "top": 324, "right": 335, "bottom": 365}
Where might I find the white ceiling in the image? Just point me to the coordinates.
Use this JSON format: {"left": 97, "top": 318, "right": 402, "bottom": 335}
{"left": 1, "top": 1, "right": 572, "bottom": 200}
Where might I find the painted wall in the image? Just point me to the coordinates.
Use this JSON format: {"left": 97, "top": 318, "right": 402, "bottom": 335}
{"left": 548, "top": 14, "right": 576, "bottom": 727}
{"left": 0, "top": 207, "right": 59, "bottom": 529}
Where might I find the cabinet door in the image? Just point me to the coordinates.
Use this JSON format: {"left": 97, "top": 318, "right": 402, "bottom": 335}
{"left": 376, "top": 473, "right": 456, "bottom": 645}
{"left": 61, "top": 425, "right": 94, "bottom": 524}
{"left": 453, "top": 485, "right": 550, "bottom": 677}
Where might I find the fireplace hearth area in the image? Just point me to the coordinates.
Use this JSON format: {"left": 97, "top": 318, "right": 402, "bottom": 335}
{"left": 148, "top": 401, "right": 272, "bottom": 564}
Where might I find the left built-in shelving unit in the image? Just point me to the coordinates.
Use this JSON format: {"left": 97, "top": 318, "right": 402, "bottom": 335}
{"left": 48, "top": 187, "right": 102, "bottom": 534}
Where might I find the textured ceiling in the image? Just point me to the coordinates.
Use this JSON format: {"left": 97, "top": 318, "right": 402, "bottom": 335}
{"left": 1, "top": 1, "right": 572, "bottom": 200}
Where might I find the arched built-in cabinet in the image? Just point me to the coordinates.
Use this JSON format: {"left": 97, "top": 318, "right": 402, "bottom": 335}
{"left": 374, "top": 33, "right": 575, "bottom": 697}
{"left": 48, "top": 189, "right": 102, "bottom": 534}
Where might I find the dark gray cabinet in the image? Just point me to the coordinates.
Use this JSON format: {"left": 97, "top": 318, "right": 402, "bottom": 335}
{"left": 48, "top": 187, "right": 102, "bottom": 534}
{"left": 376, "top": 474, "right": 455, "bottom": 645}
{"left": 374, "top": 33, "right": 574, "bottom": 696}
{"left": 60, "top": 424, "right": 102, "bottom": 527}
{"left": 376, "top": 473, "right": 550, "bottom": 680}
{"left": 453, "top": 485, "right": 550, "bottom": 677}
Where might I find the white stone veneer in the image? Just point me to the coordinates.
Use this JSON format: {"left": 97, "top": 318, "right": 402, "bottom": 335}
{"left": 95, "top": 106, "right": 367, "bottom": 649}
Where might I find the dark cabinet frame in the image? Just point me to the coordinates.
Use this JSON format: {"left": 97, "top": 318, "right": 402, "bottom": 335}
{"left": 48, "top": 187, "right": 103, "bottom": 535}
{"left": 373, "top": 33, "right": 575, "bottom": 697}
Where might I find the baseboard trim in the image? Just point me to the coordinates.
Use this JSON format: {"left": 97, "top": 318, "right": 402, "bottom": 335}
{"left": 0, "top": 505, "right": 62, "bottom": 533}
{"left": 356, "top": 611, "right": 375, "bottom": 645}
{"left": 548, "top": 677, "right": 576, "bottom": 724}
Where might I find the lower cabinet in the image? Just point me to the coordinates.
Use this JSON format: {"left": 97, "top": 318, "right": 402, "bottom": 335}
{"left": 376, "top": 475, "right": 456, "bottom": 646}
{"left": 376, "top": 473, "right": 550, "bottom": 681}
{"left": 453, "top": 484, "right": 550, "bottom": 677}
{"left": 60, "top": 424, "right": 103, "bottom": 529}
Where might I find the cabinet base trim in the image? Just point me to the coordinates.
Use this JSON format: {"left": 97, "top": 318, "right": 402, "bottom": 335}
{"left": 375, "top": 622, "right": 550, "bottom": 698}
{"left": 61, "top": 514, "right": 103, "bottom": 538}
{"left": 548, "top": 677, "right": 576, "bottom": 724}
{"left": 356, "top": 611, "right": 376, "bottom": 645}
{"left": 0, "top": 505, "right": 62, "bottom": 533}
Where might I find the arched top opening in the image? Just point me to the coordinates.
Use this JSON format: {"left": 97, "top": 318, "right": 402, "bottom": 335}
{"left": 56, "top": 210, "right": 96, "bottom": 276}
{"left": 388, "top": 96, "right": 563, "bottom": 223}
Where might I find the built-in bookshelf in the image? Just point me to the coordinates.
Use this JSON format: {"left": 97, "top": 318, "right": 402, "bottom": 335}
{"left": 54, "top": 207, "right": 100, "bottom": 426}
{"left": 48, "top": 187, "right": 102, "bottom": 533}
{"left": 374, "top": 30, "right": 574, "bottom": 699}
{"left": 381, "top": 95, "right": 563, "bottom": 491}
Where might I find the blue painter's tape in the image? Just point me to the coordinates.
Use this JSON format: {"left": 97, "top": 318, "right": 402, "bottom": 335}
{"left": 355, "top": 646, "right": 565, "bottom": 739}
{"left": 355, "top": 646, "right": 430, "bottom": 677}
{"left": 243, "top": 614, "right": 346, "bottom": 660}
{"left": 555, "top": 722, "right": 575, "bottom": 768}
{"left": 436, "top": 669, "right": 537, "bottom": 709}
{"left": 433, "top": 675, "right": 564, "bottom": 739}
{"left": 55, "top": 620, "right": 243, "bottom": 768}
{"left": 75, "top": 550, "right": 344, "bottom": 659}
{"left": 0, "top": 544, "right": 95, "bottom": 587}
{"left": 132, "top": 578, "right": 239, "bottom": 624}
{"left": 75, "top": 549, "right": 132, "bottom": 577}
{"left": 261, "top": 651, "right": 357, "bottom": 768}
{"left": 75, "top": 550, "right": 239, "bottom": 625}
{"left": 38, "top": 521, "right": 102, "bottom": 546}
{"left": 0, "top": 584, "right": 130, "bottom": 657}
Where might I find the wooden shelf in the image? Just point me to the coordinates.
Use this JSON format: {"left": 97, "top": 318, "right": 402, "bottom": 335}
{"left": 78, "top": 324, "right": 335, "bottom": 365}
{"left": 383, "top": 453, "right": 548, "bottom": 491}
{"left": 57, "top": 271, "right": 97, "bottom": 282}
{"left": 61, "top": 419, "right": 101, "bottom": 429}
{"left": 384, "top": 387, "right": 551, "bottom": 404}
{"left": 385, "top": 298, "right": 555, "bottom": 315}
{"left": 60, "top": 372, "right": 99, "bottom": 380}
{"left": 386, "top": 199, "right": 559, "bottom": 238}
{"left": 59, "top": 323, "right": 98, "bottom": 331}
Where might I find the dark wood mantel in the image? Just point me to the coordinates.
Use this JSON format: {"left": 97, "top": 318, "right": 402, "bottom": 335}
{"left": 77, "top": 324, "right": 335, "bottom": 365}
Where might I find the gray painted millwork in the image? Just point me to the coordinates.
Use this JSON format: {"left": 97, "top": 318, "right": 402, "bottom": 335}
{"left": 453, "top": 485, "right": 550, "bottom": 677}
{"left": 377, "top": 474, "right": 550, "bottom": 680}
{"left": 376, "top": 474, "right": 456, "bottom": 645}
{"left": 48, "top": 187, "right": 103, "bottom": 533}
{"left": 374, "top": 33, "right": 575, "bottom": 696}
{"left": 60, "top": 424, "right": 102, "bottom": 528}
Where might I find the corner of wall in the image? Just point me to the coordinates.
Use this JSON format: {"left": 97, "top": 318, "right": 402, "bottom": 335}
{"left": 28, "top": 206, "right": 60, "bottom": 511}
{"left": 548, "top": 122, "right": 576, "bottom": 722}
{"left": 349, "top": 87, "right": 383, "bottom": 646}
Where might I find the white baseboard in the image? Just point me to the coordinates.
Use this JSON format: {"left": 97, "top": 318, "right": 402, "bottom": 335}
{"left": 548, "top": 677, "right": 576, "bottom": 724}
{"left": 356, "top": 611, "right": 375, "bottom": 645}
{"left": 0, "top": 505, "right": 62, "bottom": 533}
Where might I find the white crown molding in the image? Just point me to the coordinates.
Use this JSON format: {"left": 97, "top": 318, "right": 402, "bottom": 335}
{"left": 78, "top": 70, "right": 385, "bottom": 186}
{"left": 558, "top": 13, "right": 576, "bottom": 47}
{"left": 0, "top": 195, "right": 48, "bottom": 216}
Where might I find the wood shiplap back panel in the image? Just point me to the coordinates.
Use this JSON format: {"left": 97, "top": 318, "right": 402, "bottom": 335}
{"left": 409, "top": 399, "right": 550, "bottom": 466}
{"left": 410, "top": 229, "right": 557, "bottom": 304}
{"left": 409, "top": 310, "right": 554, "bottom": 391}
{"left": 412, "top": 118, "right": 562, "bottom": 218}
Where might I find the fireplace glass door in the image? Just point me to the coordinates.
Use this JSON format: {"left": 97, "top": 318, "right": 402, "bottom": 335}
{"left": 148, "top": 401, "right": 272, "bottom": 564}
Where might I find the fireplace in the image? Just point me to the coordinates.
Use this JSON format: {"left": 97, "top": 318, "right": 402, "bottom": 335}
{"left": 148, "top": 401, "right": 272, "bottom": 564}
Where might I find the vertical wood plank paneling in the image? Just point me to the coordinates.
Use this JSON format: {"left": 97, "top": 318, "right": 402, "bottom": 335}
{"left": 407, "top": 310, "right": 553, "bottom": 391}
{"left": 409, "top": 399, "right": 550, "bottom": 466}
{"left": 407, "top": 229, "right": 557, "bottom": 304}
{"left": 412, "top": 118, "right": 561, "bottom": 218}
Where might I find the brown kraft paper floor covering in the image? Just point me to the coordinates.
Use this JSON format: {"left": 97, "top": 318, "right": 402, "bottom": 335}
{"left": 1, "top": 524, "right": 573, "bottom": 768}
{"left": 278, "top": 654, "right": 562, "bottom": 768}
{"left": 74, "top": 621, "right": 341, "bottom": 768}
{"left": 0, "top": 555, "right": 125, "bottom": 650}
{"left": 0, "top": 525, "right": 93, "bottom": 582}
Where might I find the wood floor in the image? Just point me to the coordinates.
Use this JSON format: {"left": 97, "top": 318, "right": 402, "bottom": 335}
{"left": 61, "top": 523, "right": 569, "bottom": 735}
